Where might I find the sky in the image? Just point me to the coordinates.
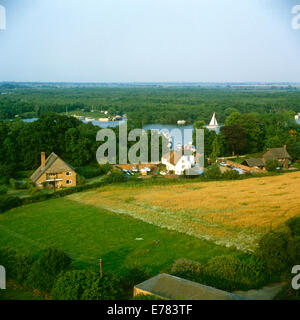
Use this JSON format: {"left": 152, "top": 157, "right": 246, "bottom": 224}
{"left": 0, "top": 0, "right": 300, "bottom": 82}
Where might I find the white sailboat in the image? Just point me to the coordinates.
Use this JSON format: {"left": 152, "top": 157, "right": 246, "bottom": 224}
{"left": 206, "top": 113, "right": 219, "bottom": 131}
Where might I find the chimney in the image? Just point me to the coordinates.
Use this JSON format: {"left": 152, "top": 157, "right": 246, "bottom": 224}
{"left": 41, "top": 152, "right": 46, "bottom": 168}
{"left": 284, "top": 145, "right": 287, "bottom": 151}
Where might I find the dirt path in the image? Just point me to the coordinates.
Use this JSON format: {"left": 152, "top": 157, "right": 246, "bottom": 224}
{"left": 233, "top": 283, "right": 285, "bottom": 300}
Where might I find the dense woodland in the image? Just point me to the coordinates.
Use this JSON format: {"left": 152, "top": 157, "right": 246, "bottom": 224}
{"left": 1, "top": 85, "right": 300, "bottom": 176}
{"left": 1, "top": 85, "right": 300, "bottom": 126}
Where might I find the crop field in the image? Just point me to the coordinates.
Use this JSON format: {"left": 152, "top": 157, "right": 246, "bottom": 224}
{"left": 0, "top": 198, "right": 230, "bottom": 275}
{"left": 68, "top": 172, "right": 300, "bottom": 251}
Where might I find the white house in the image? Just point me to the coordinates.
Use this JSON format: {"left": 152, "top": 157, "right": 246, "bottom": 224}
{"left": 161, "top": 150, "right": 195, "bottom": 175}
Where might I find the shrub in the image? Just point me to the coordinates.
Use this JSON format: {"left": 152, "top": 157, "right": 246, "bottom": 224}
{"left": 255, "top": 230, "right": 294, "bottom": 275}
{"left": 81, "top": 272, "right": 122, "bottom": 300}
{"left": 51, "top": 270, "right": 91, "bottom": 300}
{"left": 27, "top": 247, "right": 72, "bottom": 293}
{"left": 51, "top": 270, "right": 121, "bottom": 300}
{"left": 0, "top": 248, "right": 34, "bottom": 285}
{"left": 286, "top": 216, "right": 300, "bottom": 238}
{"left": 222, "top": 169, "right": 240, "bottom": 180}
{"left": 204, "top": 164, "right": 222, "bottom": 180}
{"left": 0, "top": 196, "right": 22, "bottom": 213}
{"left": 103, "top": 170, "right": 127, "bottom": 183}
{"left": 0, "top": 186, "right": 8, "bottom": 195}
{"left": 265, "top": 159, "right": 280, "bottom": 172}
{"left": 120, "top": 266, "right": 150, "bottom": 290}
{"left": 170, "top": 255, "right": 268, "bottom": 292}
{"left": 9, "top": 178, "right": 18, "bottom": 190}
{"left": 170, "top": 259, "right": 202, "bottom": 282}
{"left": 77, "top": 175, "right": 86, "bottom": 186}
{"left": 0, "top": 176, "right": 9, "bottom": 185}
{"left": 28, "top": 185, "right": 40, "bottom": 196}
{"left": 202, "top": 254, "right": 268, "bottom": 291}
{"left": 77, "top": 163, "right": 112, "bottom": 179}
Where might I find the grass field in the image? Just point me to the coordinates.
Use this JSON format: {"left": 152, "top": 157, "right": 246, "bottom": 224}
{"left": 0, "top": 198, "right": 231, "bottom": 276}
{"left": 68, "top": 171, "right": 300, "bottom": 251}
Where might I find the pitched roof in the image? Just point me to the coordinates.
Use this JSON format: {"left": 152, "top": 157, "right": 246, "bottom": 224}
{"left": 242, "top": 158, "right": 265, "bottom": 168}
{"left": 162, "top": 150, "right": 193, "bottom": 165}
{"left": 263, "top": 147, "right": 291, "bottom": 162}
{"left": 134, "top": 273, "right": 247, "bottom": 300}
{"left": 30, "top": 153, "right": 75, "bottom": 183}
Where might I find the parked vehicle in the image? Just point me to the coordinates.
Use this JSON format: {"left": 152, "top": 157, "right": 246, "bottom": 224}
{"left": 233, "top": 168, "right": 245, "bottom": 175}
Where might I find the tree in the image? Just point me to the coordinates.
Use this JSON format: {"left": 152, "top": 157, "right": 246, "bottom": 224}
{"left": 265, "top": 159, "right": 280, "bottom": 172}
{"left": 51, "top": 270, "right": 121, "bottom": 300}
{"left": 210, "top": 137, "right": 221, "bottom": 163}
{"left": 27, "top": 247, "right": 72, "bottom": 293}
{"left": 220, "top": 125, "right": 247, "bottom": 156}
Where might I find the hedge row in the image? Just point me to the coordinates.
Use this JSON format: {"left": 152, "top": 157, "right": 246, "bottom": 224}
{"left": 0, "top": 181, "right": 106, "bottom": 213}
{"left": 170, "top": 218, "right": 300, "bottom": 293}
{"left": 0, "top": 247, "right": 150, "bottom": 300}
{"left": 171, "top": 254, "right": 269, "bottom": 292}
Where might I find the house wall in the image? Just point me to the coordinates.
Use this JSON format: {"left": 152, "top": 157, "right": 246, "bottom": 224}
{"left": 175, "top": 156, "right": 194, "bottom": 175}
{"left": 35, "top": 170, "right": 77, "bottom": 188}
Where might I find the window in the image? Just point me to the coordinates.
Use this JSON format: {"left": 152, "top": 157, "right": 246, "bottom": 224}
{"left": 66, "top": 172, "right": 72, "bottom": 176}
{"left": 66, "top": 180, "right": 72, "bottom": 185}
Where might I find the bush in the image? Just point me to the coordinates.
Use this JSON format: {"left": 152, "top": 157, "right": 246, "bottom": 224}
{"left": 0, "top": 248, "right": 34, "bottom": 285}
{"left": 28, "top": 185, "right": 40, "bottom": 196}
{"left": 103, "top": 170, "right": 127, "bottom": 183}
{"left": 77, "top": 175, "right": 86, "bottom": 186}
{"left": 77, "top": 163, "right": 112, "bottom": 179}
{"left": 201, "top": 254, "right": 268, "bottom": 291}
{"left": 51, "top": 270, "right": 91, "bottom": 300}
{"left": 0, "top": 196, "right": 22, "bottom": 213}
{"left": 9, "top": 178, "right": 18, "bottom": 190}
{"left": 170, "top": 255, "right": 268, "bottom": 292}
{"left": 204, "top": 164, "right": 222, "bottom": 180}
{"left": 265, "top": 159, "right": 280, "bottom": 172}
{"left": 51, "top": 270, "right": 121, "bottom": 300}
{"left": 81, "top": 272, "right": 122, "bottom": 300}
{"left": 286, "top": 216, "right": 300, "bottom": 238}
{"left": 222, "top": 169, "right": 240, "bottom": 180}
{"left": 27, "top": 247, "right": 72, "bottom": 293}
{"left": 171, "top": 259, "right": 202, "bottom": 282}
{"left": 120, "top": 266, "right": 150, "bottom": 290}
{"left": 0, "top": 175, "right": 9, "bottom": 185}
{"left": 0, "top": 186, "right": 8, "bottom": 195}
{"left": 255, "top": 230, "right": 294, "bottom": 275}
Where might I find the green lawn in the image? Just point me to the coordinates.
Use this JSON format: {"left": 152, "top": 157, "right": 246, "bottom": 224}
{"left": 0, "top": 198, "right": 232, "bottom": 276}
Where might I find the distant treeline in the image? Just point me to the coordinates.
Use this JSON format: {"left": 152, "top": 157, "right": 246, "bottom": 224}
{"left": 1, "top": 86, "right": 300, "bottom": 126}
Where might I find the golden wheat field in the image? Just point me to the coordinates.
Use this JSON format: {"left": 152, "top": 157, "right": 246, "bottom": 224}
{"left": 68, "top": 172, "right": 300, "bottom": 251}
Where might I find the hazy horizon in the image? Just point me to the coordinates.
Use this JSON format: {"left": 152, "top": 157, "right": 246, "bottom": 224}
{"left": 0, "top": 0, "right": 300, "bottom": 82}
